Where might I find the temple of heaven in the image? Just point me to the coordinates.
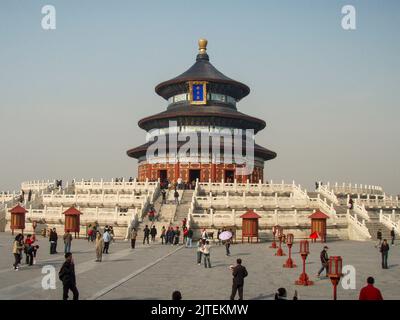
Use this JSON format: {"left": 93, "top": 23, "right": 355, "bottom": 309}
{"left": 127, "top": 39, "right": 277, "bottom": 185}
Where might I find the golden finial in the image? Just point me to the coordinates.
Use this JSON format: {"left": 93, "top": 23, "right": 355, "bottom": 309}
{"left": 198, "top": 38, "right": 208, "bottom": 54}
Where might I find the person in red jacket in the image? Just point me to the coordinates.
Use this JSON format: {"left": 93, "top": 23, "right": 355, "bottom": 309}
{"left": 359, "top": 277, "right": 383, "bottom": 300}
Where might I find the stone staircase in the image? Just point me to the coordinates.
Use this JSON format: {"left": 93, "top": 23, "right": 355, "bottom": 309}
{"left": 365, "top": 211, "right": 392, "bottom": 240}
{"left": 173, "top": 190, "right": 193, "bottom": 224}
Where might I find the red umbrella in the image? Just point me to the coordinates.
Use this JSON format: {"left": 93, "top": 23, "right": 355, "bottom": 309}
{"left": 309, "top": 231, "right": 319, "bottom": 240}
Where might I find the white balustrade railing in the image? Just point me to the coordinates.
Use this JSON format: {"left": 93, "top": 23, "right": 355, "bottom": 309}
{"left": 74, "top": 178, "right": 159, "bottom": 193}
{"left": 379, "top": 210, "right": 400, "bottom": 235}
{"left": 353, "top": 202, "right": 370, "bottom": 221}
{"left": 324, "top": 182, "right": 383, "bottom": 195}
{"left": 21, "top": 180, "right": 56, "bottom": 192}
{"left": 347, "top": 210, "right": 371, "bottom": 239}
{"left": 317, "top": 185, "right": 339, "bottom": 205}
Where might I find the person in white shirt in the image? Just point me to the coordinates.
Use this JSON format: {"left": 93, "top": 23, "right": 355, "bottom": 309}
{"left": 102, "top": 231, "right": 111, "bottom": 254}
{"left": 202, "top": 241, "right": 211, "bottom": 268}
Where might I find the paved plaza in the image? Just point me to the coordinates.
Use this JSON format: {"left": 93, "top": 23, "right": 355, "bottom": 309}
{"left": 0, "top": 232, "right": 399, "bottom": 300}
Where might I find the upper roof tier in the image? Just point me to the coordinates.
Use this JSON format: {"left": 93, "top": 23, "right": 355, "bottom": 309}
{"left": 155, "top": 39, "right": 250, "bottom": 101}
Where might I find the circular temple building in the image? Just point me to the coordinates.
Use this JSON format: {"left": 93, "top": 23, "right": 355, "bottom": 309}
{"left": 127, "top": 39, "right": 277, "bottom": 185}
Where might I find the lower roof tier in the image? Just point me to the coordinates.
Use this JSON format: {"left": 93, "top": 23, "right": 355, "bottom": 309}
{"left": 137, "top": 105, "right": 266, "bottom": 133}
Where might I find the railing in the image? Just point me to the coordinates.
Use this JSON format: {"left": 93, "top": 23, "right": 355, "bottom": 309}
{"left": 317, "top": 185, "right": 339, "bottom": 205}
{"left": 41, "top": 192, "right": 150, "bottom": 207}
{"left": 353, "top": 196, "right": 400, "bottom": 208}
{"left": 353, "top": 202, "right": 370, "bottom": 221}
{"left": 73, "top": 178, "right": 159, "bottom": 192}
{"left": 198, "top": 180, "right": 301, "bottom": 195}
{"left": 323, "top": 182, "right": 383, "bottom": 195}
{"left": 347, "top": 211, "right": 371, "bottom": 239}
{"left": 379, "top": 210, "right": 400, "bottom": 235}
{"left": 21, "top": 180, "right": 56, "bottom": 192}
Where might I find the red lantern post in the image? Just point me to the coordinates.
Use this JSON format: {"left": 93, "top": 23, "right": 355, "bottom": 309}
{"left": 275, "top": 226, "right": 285, "bottom": 256}
{"left": 295, "top": 240, "right": 314, "bottom": 286}
{"left": 270, "top": 225, "right": 278, "bottom": 248}
{"left": 328, "top": 256, "right": 343, "bottom": 300}
{"left": 283, "top": 233, "right": 296, "bottom": 268}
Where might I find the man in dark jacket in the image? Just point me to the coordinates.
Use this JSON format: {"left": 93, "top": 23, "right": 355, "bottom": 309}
{"left": 150, "top": 226, "right": 157, "bottom": 243}
{"left": 143, "top": 225, "right": 150, "bottom": 245}
{"left": 230, "top": 258, "right": 248, "bottom": 300}
{"left": 317, "top": 246, "right": 329, "bottom": 277}
{"left": 380, "top": 239, "right": 390, "bottom": 269}
{"left": 49, "top": 228, "right": 58, "bottom": 254}
{"left": 59, "top": 252, "right": 79, "bottom": 300}
{"left": 390, "top": 228, "right": 395, "bottom": 245}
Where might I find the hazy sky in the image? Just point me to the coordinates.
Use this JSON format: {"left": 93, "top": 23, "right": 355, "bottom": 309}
{"left": 0, "top": 0, "right": 399, "bottom": 194}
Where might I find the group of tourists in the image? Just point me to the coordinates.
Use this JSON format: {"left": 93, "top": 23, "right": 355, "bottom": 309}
{"left": 12, "top": 233, "right": 40, "bottom": 270}
{"left": 18, "top": 189, "right": 33, "bottom": 203}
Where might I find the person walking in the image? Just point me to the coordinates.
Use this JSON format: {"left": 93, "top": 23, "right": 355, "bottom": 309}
{"left": 380, "top": 239, "right": 390, "bottom": 269}
{"left": 183, "top": 227, "right": 188, "bottom": 245}
{"left": 95, "top": 232, "right": 104, "bottom": 262}
{"left": 28, "top": 189, "right": 32, "bottom": 202}
{"left": 102, "top": 230, "right": 111, "bottom": 254}
{"left": 186, "top": 228, "right": 193, "bottom": 248}
{"left": 12, "top": 234, "right": 24, "bottom": 271}
{"left": 359, "top": 277, "right": 383, "bottom": 300}
{"left": 161, "top": 189, "right": 167, "bottom": 204}
{"left": 230, "top": 258, "right": 248, "bottom": 300}
{"left": 49, "top": 228, "right": 58, "bottom": 254}
{"left": 63, "top": 231, "right": 73, "bottom": 254}
{"left": 202, "top": 240, "right": 211, "bottom": 268}
{"left": 160, "top": 226, "right": 166, "bottom": 244}
{"left": 58, "top": 252, "right": 79, "bottom": 300}
{"left": 174, "top": 227, "right": 180, "bottom": 245}
{"left": 150, "top": 225, "right": 157, "bottom": 243}
{"left": 130, "top": 228, "right": 138, "bottom": 249}
{"left": 196, "top": 239, "right": 203, "bottom": 265}
{"left": 143, "top": 225, "right": 150, "bottom": 245}
{"left": 317, "top": 246, "right": 329, "bottom": 277}
{"left": 217, "top": 229, "right": 222, "bottom": 245}
{"left": 174, "top": 189, "right": 179, "bottom": 205}
{"left": 390, "top": 228, "right": 395, "bottom": 245}
{"left": 376, "top": 229, "right": 383, "bottom": 247}
{"left": 225, "top": 238, "right": 231, "bottom": 256}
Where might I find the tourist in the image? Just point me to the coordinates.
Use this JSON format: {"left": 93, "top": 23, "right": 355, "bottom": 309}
{"left": 202, "top": 240, "right": 211, "bottom": 268}
{"left": 161, "top": 189, "right": 167, "bottom": 204}
{"left": 174, "top": 189, "right": 180, "bottom": 204}
{"left": 167, "top": 227, "right": 175, "bottom": 245}
{"left": 380, "top": 239, "right": 390, "bottom": 269}
{"left": 150, "top": 225, "right": 157, "bottom": 243}
{"left": 274, "top": 288, "right": 298, "bottom": 300}
{"left": 87, "top": 227, "right": 93, "bottom": 242}
{"left": 217, "top": 229, "right": 222, "bottom": 245}
{"left": 143, "top": 225, "right": 150, "bottom": 245}
{"left": 230, "top": 258, "right": 248, "bottom": 300}
{"left": 59, "top": 252, "right": 79, "bottom": 300}
{"left": 376, "top": 229, "right": 383, "bottom": 247}
{"left": 12, "top": 234, "right": 24, "bottom": 270}
{"left": 225, "top": 238, "right": 231, "bottom": 256}
{"left": 148, "top": 207, "right": 155, "bottom": 222}
{"left": 28, "top": 189, "right": 32, "bottom": 202}
{"left": 390, "top": 228, "right": 395, "bottom": 245}
{"left": 182, "top": 217, "right": 187, "bottom": 228}
{"left": 317, "top": 246, "right": 329, "bottom": 278}
{"left": 201, "top": 228, "right": 208, "bottom": 244}
{"left": 63, "top": 230, "right": 73, "bottom": 254}
{"left": 95, "top": 232, "right": 104, "bottom": 262}
{"left": 24, "top": 234, "right": 35, "bottom": 266}
{"left": 348, "top": 197, "right": 354, "bottom": 210}
{"left": 109, "top": 226, "right": 115, "bottom": 243}
{"left": 160, "top": 226, "right": 166, "bottom": 244}
{"left": 359, "top": 277, "right": 383, "bottom": 300}
{"left": 130, "top": 228, "right": 138, "bottom": 249}
{"left": 196, "top": 239, "right": 203, "bottom": 265}
{"left": 172, "top": 291, "right": 182, "bottom": 300}
{"left": 103, "top": 229, "right": 111, "bottom": 254}
{"left": 183, "top": 227, "right": 188, "bottom": 245}
{"left": 49, "top": 228, "right": 58, "bottom": 254}
{"left": 177, "top": 177, "right": 183, "bottom": 190}
{"left": 174, "top": 226, "right": 180, "bottom": 245}
{"left": 186, "top": 228, "right": 193, "bottom": 247}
